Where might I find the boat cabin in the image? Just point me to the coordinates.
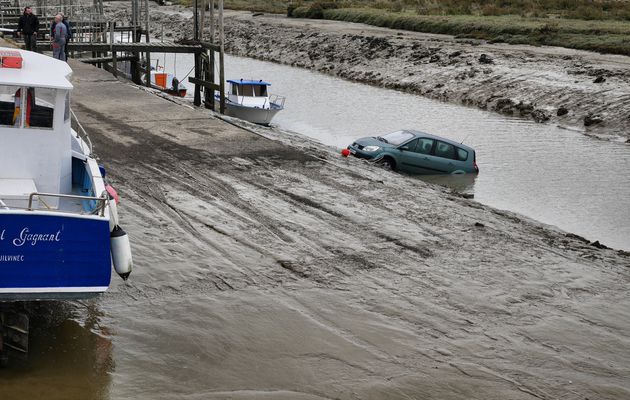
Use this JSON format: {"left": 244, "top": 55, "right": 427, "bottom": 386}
{"left": 0, "top": 49, "right": 75, "bottom": 209}
{"left": 227, "top": 79, "right": 272, "bottom": 109}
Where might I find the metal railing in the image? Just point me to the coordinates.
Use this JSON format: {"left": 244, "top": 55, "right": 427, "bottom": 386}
{"left": 70, "top": 108, "right": 94, "bottom": 156}
{"left": 27, "top": 192, "right": 108, "bottom": 216}
{"left": 269, "top": 94, "right": 286, "bottom": 108}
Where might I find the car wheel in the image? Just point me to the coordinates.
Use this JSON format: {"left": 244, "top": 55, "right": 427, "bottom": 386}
{"left": 380, "top": 157, "right": 396, "bottom": 171}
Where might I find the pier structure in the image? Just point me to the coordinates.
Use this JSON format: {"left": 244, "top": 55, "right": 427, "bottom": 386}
{"left": 1, "top": 0, "right": 224, "bottom": 112}
{"left": 1, "top": 0, "right": 106, "bottom": 44}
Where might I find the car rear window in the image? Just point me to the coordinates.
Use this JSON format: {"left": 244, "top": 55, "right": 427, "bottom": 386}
{"left": 456, "top": 148, "right": 469, "bottom": 161}
{"left": 435, "top": 141, "right": 456, "bottom": 160}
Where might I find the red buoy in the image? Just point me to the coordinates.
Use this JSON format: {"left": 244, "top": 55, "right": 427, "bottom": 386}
{"left": 341, "top": 148, "right": 350, "bottom": 157}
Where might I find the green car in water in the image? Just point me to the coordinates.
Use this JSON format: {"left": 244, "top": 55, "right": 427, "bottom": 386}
{"left": 347, "top": 130, "right": 479, "bottom": 175}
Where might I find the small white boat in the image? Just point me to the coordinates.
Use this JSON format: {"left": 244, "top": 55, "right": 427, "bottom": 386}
{"left": 216, "top": 79, "right": 285, "bottom": 125}
{"left": 0, "top": 48, "right": 133, "bottom": 302}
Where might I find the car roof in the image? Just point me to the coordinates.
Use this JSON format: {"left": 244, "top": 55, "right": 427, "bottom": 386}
{"left": 403, "top": 129, "right": 475, "bottom": 152}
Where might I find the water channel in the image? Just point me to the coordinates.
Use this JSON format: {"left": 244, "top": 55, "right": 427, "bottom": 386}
{"left": 157, "top": 52, "right": 630, "bottom": 251}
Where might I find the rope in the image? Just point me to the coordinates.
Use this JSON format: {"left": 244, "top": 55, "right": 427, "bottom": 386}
{"left": 180, "top": 65, "right": 195, "bottom": 82}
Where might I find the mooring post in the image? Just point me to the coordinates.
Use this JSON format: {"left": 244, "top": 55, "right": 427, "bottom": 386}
{"left": 110, "top": 21, "right": 117, "bottom": 78}
{"left": 199, "top": 0, "right": 206, "bottom": 40}
{"left": 193, "top": 0, "right": 201, "bottom": 106}
{"left": 208, "top": 0, "right": 215, "bottom": 111}
{"left": 219, "top": 0, "right": 225, "bottom": 114}
{"left": 144, "top": 0, "right": 151, "bottom": 88}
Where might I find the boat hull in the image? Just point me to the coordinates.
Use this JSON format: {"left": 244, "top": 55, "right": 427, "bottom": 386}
{"left": 0, "top": 212, "right": 112, "bottom": 301}
{"left": 216, "top": 99, "right": 283, "bottom": 125}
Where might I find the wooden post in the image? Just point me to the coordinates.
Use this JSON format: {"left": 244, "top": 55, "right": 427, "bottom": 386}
{"left": 110, "top": 21, "right": 117, "bottom": 77}
{"left": 144, "top": 0, "right": 151, "bottom": 87}
{"left": 199, "top": 0, "right": 206, "bottom": 40}
{"left": 219, "top": 0, "right": 225, "bottom": 114}
{"left": 209, "top": 0, "right": 215, "bottom": 110}
{"left": 193, "top": 0, "right": 201, "bottom": 106}
{"left": 193, "top": 0, "right": 198, "bottom": 41}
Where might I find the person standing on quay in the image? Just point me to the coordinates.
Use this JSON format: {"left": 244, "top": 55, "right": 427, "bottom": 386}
{"left": 51, "top": 12, "right": 72, "bottom": 61}
{"left": 16, "top": 6, "right": 40, "bottom": 52}
{"left": 51, "top": 14, "right": 67, "bottom": 61}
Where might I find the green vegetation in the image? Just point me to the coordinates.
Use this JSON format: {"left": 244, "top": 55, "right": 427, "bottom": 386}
{"left": 299, "top": 9, "right": 630, "bottom": 55}
{"left": 177, "top": 1, "right": 630, "bottom": 55}
{"left": 285, "top": 1, "right": 630, "bottom": 21}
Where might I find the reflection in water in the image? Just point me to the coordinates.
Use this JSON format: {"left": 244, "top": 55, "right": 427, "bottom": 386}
{"left": 420, "top": 174, "right": 477, "bottom": 196}
{"left": 0, "top": 302, "right": 113, "bottom": 400}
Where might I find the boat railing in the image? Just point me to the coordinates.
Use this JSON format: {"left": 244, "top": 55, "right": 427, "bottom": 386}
{"left": 70, "top": 109, "right": 94, "bottom": 156}
{"left": 269, "top": 94, "right": 286, "bottom": 108}
{"left": 27, "top": 192, "right": 108, "bottom": 216}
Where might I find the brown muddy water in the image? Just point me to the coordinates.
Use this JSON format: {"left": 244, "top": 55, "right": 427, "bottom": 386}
{"left": 165, "top": 53, "right": 630, "bottom": 251}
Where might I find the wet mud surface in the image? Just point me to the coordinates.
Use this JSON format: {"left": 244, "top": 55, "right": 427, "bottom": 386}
{"left": 4, "top": 57, "right": 629, "bottom": 399}
{"left": 104, "top": 4, "right": 630, "bottom": 143}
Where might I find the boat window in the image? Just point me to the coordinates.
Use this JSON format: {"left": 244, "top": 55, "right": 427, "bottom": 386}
{"left": 240, "top": 85, "right": 254, "bottom": 97}
{"left": 0, "top": 85, "right": 19, "bottom": 127}
{"left": 24, "top": 87, "right": 55, "bottom": 129}
{"left": 253, "top": 85, "right": 268, "bottom": 97}
{"left": 0, "top": 85, "right": 55, "bottom": 129}
{"left": 231, "top": 84, "right": 239, "bottom": 95}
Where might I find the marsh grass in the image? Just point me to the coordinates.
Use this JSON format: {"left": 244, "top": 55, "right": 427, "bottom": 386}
{"left": 177, "top": 0, "right": 630, "bottom": 55}
{"left": 313, "top": 9, "right": 630, "bottom": 55}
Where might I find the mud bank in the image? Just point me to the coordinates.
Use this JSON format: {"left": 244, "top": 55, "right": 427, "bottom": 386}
{"left": 104, "top": 3, "right": 630, "bottom": 143}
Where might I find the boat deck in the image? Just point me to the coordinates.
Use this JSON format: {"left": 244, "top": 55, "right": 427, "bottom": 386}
{"left": 0, "top": 181, "right": 103, "bottom": 215}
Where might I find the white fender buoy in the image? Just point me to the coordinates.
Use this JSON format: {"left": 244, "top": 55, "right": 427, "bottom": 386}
{"left": 111, "top": 225, "right": 133, "bottom": 280}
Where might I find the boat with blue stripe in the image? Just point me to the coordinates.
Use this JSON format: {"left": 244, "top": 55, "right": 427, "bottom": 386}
{"left": 0, "top": 48, "right": 132, "bottom": 301}
{"left": 215, "top": 79, "right": 286, "bottom": 125}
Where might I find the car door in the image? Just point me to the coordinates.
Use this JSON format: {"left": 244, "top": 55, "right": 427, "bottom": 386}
{"left": 396, "top": 138, "right": 443, "bottom": 174}
{"left": 431, "top": 140, "right": 462, "bottom": 173}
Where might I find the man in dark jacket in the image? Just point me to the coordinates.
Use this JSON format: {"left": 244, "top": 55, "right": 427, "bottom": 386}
{"left": 16, "top": 6, "right": 39, "bottom": 52}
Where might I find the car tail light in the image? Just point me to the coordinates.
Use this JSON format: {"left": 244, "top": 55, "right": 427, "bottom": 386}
{"left": 473, "top": 153, "right": 479, "bottom": 173}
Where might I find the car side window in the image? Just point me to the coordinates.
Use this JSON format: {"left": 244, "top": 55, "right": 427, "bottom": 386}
{"left": 401, "top": 138, "right": 419, "bottom": 152}
{"left": 415, "top": 138, "right": 434, "bottom": 155}
{"left": 435, "top": 141, "right": 457, "bottom": 160}
{"left": 456, "top": 148, "right": 469, "bottom": 161}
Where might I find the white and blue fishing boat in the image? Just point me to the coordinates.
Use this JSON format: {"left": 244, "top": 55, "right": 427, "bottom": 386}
{"left": 0, "top": 48, "right": 132, "bottom": 302}
{"left": 216, "top": 79, "right": 285, "bottom": 125}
